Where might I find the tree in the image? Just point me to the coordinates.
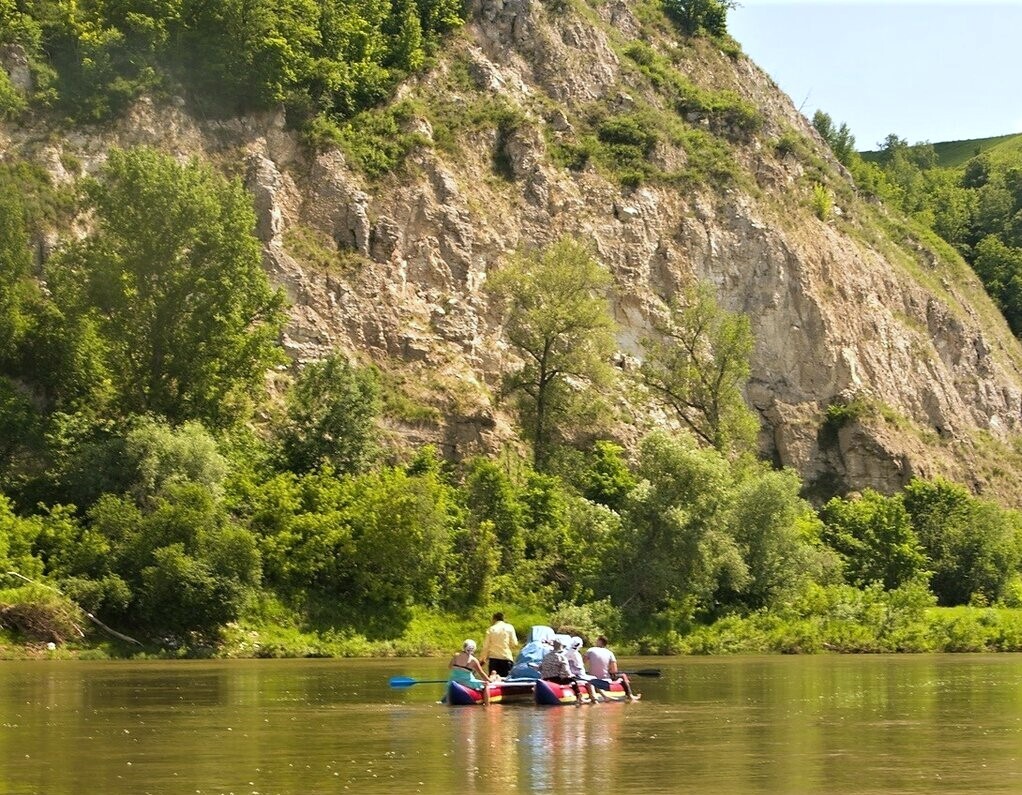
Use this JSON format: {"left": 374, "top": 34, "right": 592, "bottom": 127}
{"left": 640, "top": 281, "right": 758, "bottom": 455}
{"left": 725, "top": 467, "right": 833, "bottom": 609}
{"left": 811, "top": 110, "right": 856, "bottom": 167}
{"left": 0, "top": 186, "right": 31, "bottom": 364}
{"left": 619, "top": 432, "right": 744, "bottom": 618}
{"left": 487, "top": 237, "right": 617, "bottom": 470}
{"left": 820, "top": 490, "right": 929, "bottom": 591}
{"left": 50, "top": 147, "right": 286, "bottom": 427}
{"left": 902, "top": 477, "right": 1022, "bottom": 605}
{"left": 663, "top": 0, "right": 736, "bottom": 36}
{"left": 274, "top": 354, "right": 380, "bottom": 475}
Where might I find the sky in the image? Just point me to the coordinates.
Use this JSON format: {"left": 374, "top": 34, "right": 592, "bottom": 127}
{"left": 727, "top": 1, "right": 1022, "bottom": 150}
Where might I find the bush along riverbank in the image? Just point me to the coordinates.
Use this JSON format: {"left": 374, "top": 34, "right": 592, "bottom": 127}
{"left": 7, "top": 588, "right": 1022, "bottom": 660}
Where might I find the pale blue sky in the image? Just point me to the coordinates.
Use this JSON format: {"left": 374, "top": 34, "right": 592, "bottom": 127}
{"left": 728, "top": 1, "right": 1022, "bottom": 150}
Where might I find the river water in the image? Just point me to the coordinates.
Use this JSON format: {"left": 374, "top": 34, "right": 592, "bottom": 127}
{"left": 2, "top": 654, "right": 1022, "bottom": 793}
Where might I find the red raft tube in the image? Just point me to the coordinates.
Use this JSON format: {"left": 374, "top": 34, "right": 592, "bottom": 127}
{"left": 534, "top": 678, "right": 629, "bottom": 706}
{"left": 445, "top": 677, "right": 538, "bottom": 706}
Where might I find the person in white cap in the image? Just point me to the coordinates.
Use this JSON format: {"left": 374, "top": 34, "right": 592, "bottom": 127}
{"left": 448, "top": 639, "right": 491, "bottom": 705}
{"left": 566, "top": 636, "right": 589, "bottom": 680}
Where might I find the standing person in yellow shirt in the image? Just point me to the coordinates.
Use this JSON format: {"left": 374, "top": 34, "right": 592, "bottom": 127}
{"left": 480, "top": 612, "right": 519, "bottom": 678}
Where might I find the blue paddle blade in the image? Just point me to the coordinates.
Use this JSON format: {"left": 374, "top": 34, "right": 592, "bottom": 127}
{"left": 389, "top": 676, "right": 450, "bottom": 688}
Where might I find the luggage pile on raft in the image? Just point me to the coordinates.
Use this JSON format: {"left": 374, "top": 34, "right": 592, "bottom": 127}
{"left": 390, "top": 625, "right": 656, "bottom": 706}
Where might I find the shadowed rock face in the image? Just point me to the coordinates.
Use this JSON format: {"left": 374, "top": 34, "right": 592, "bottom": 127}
{"left": 5, "top": 1, "right": 1022, "bottom": 500}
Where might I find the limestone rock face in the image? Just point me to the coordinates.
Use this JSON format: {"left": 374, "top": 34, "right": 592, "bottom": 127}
{"left": 6, "top": 2, "right": 1022, "bottom": 498}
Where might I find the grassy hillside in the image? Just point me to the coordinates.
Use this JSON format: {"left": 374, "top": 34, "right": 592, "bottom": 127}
{"left": 861, "top": 132, "right": 1022, "bottom": 168}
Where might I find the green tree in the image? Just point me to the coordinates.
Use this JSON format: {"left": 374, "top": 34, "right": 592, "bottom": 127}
{"left": 725, "top": 467, "right": 833, "bottom": 609}
{"left": 577, "top": 440, "right": 636, "bottom": 512}
{"left": 274, "top": 354, "right": 380, "bottom": 475}
{"left": 619, "top": 431, "right": 744, "bottom": 619}
{"left": 487, "top": 237, "right": 617, "bottom": 470}
{"left": 463, "top": 458, "right": 526, "bottom": 577}
{"left": 640, "top": 281, "right": 758, "bottom": 455}
{"left": 82, "top": 480, "right": 261, "bottom": 638}
{"left": 820, "top": 490, "right": 929, "bottom": 591}
{"left": 0, "top": 494, "right": 44, "bottom": 578}
{"left": 663, "top": 0, "right": 735, "bottom": 36}
{"left": 902, "top": 477, "right": 1022, "bottom": 605}
{"left": 811, "top": 110, "right": 856, "bottom": 167}
{"left": 50, "top": 147, "right": 286, "bottom": 427}
{"left": 0, "top": 187, "right": 31, "bottom": 364}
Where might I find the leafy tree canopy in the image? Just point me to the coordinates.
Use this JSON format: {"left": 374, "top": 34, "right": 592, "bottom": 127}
{"left": 49, "top": 147, "right": 286, "bottom": 427}
{"left": 487, "top": 236, "right": 617, "bottom": 470}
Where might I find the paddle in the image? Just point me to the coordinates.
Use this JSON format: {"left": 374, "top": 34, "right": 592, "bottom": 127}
{"left": 389, "top": 676, "right": 451, "bottom": 688}
{"left": 621, "top": 668, "right": 661, "bottom": 678}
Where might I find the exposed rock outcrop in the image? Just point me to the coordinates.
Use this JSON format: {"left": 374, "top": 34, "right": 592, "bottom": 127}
{"left": 5, "top": 2, "right": 1022, "bottom": 501}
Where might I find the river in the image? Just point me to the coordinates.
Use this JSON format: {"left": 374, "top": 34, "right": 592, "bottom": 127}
{"left": 2, "top": 654, "right": 1022, "bottom": 793}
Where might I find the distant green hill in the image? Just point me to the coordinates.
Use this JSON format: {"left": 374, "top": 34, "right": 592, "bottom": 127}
{"left": 861, "top": 132, "right": 1022, "bottom": 168}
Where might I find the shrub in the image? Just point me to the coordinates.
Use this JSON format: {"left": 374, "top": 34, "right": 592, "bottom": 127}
{"left": 812, "top": 182, "right": 833, "bottom": 221}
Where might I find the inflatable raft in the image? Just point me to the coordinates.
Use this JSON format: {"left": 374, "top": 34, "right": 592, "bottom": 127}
{"left": 445, "top": 675, "right": 630, "bottom": 706}
{"left": 445, "top": 677, "right": 538, "bottom": 706}
{"left": 533, "top": 677, "right": 629, "bottom": 705}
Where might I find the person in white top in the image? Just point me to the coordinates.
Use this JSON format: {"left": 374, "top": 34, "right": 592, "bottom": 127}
{"left": 584, "top": 635, "right": 640, "bottom": 701}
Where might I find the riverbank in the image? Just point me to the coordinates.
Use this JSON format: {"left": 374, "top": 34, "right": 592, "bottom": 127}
{"left": 7, "top": 596, "right": 1022, "bottom": 660}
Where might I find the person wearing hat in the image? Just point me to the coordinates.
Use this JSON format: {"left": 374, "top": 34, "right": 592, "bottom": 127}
{"left": 480, "top": 612, "right": 519, "bottom": 678}
{"left": 566, "top": 636, "right": 589, "bottom": 680}
{"left": 448, "top": 639, "right": 491, "bottom": 705}
{"left": 539, "top": 638, "right": 599, "bottom": 705}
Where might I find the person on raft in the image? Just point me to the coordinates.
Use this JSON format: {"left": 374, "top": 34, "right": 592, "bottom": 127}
{"left": 566, "top": 636, "right": 591, "bottom": 681}
{"left": 480, "top": 611, "right": 519, "bottom": 679}
{"left": 448, "top": 639, "right": 491, "bottom": 705}
{"left": 539, "top": 638, "right": 600, "bottom": 705}
{"left": 584, "top": 635, "right": 640, "bottom": 702}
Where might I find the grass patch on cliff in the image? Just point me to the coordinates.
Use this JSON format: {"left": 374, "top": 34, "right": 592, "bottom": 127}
{"left": 621, "top": 40, "right": 761, "bottom": 140}
{"left": 283, "top": 225, "right": 368, "bottom": 274}
{"left": 548, "top": 101, "right": 740, "bottom": 188}
{"left": 375, "top": 366, "right": 445, "bottom": 427}
{"left": 309, "top": 101, "right": 430, "bottom": 180}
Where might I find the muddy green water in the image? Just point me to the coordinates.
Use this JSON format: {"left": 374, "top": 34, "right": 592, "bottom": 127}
{"left": 2, "top": 655, "right": 1022, "bottom": 793}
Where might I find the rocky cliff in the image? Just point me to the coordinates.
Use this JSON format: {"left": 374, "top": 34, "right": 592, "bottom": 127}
{"left": 5, "top": 0, "right": 1022, "bottom": 503}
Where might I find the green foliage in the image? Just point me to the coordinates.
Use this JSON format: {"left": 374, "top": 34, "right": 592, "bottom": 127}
{"left": 820, "top": 490, "right": 929, "bottom": 591}
{"left": 242, "top": 461, "right": 462, "bottom": 632}
{"left": 662, "top": 0, "right": 735, "bottom": 37}
{"left": 852, "top": 125, "right": 1022, "bottom": 339}
{"left": 7, "top": 0, "right": 465, "bottom": 147}
{"left": 86, "top": 481, "right": 260, "bottom": 638}
{"left": 330, "top": 102, "right": 430, "bottom": 177}
{"left": 274, "top": 355, "right": 381, "bottom": 475}
{"left": 49, "top": 147, "right": 286, "bottom": 427}
{"left": 811, "top": 110, "right": 856, "bottom": 167}
{"left": 811, "top": 182, "right": 832, "bottom": 221}
{"left": 619, "top": 432, "right": 741, "bottom": 617}
{"left": 463, "top": 458, "right": 526, "bottom": 576}
{"left": 576, "top": 440, "right": 636, "bottom": 511}
{"left": 640, "top": 281, "right": 758, "bottom": 455}
{"left": 725, "top": 468, "right": 835, "bottom": 610}
{"left": 622, "top": 42, "right": 760, "bottom": 141}
{"left": 902, "top": 477, "right": 1022, "bottom": 606}
{"left": 0, "top": 186, "right": 31, "bottom": 365}
{"left": 0, "top": 494, "right": 44, "bottom": 578}
{"left": 487, "top": 237, "right": 617, "bottom": 470}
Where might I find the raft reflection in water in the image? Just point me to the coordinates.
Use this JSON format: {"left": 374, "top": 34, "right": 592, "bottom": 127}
{"left": 451, "top": 695, "right": 624, "bottom": 791}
